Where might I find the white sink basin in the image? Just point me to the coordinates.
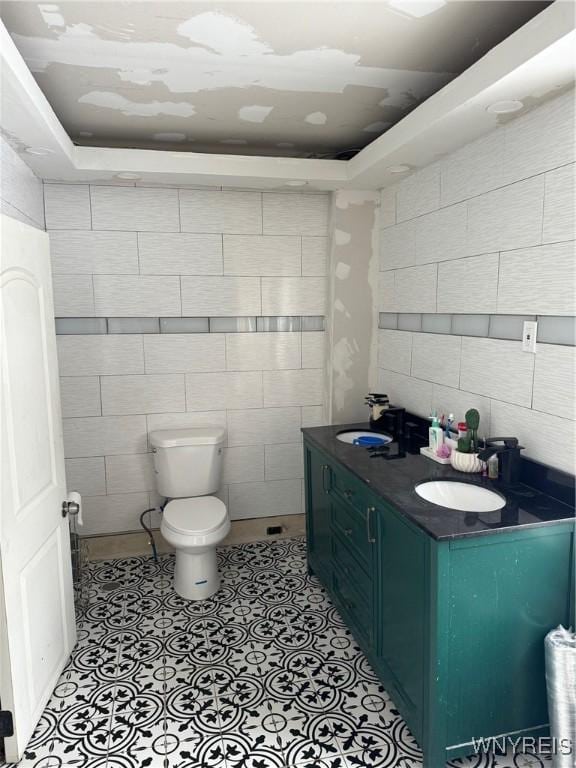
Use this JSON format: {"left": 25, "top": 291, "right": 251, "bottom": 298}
{"left": 415, "top": 481, "right": 505, "bottom": 512}
{"left": 336, "top": 430, "right": 392, "bottom": 446}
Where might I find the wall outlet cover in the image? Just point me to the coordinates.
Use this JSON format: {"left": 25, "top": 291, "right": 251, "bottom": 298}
{"left": 522, "top": 320, "right": 538, "bottom": 353}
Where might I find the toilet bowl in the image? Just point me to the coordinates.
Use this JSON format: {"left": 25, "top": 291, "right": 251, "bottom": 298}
{"left": 160, "top": 496, "right": 230, "bottom": 600}
{"left": 149, "top": 426, "right": 228, "bottom": 601}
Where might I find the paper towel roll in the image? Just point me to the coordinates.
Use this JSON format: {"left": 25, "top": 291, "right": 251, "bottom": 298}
{"left": 68, "top": 491, "right": 83, "bottom": 527}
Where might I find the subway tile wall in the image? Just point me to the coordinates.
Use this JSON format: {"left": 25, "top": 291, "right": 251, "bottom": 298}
{"left": 46, "top": 184, "right": 329, "bottom": 535}
{"left": 376, "top": 90, "right": 576, "bottom": 474}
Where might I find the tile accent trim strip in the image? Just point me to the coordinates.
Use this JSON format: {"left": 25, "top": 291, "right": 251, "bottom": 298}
{"left": 55, "top": 315, "right": 326, "bottom": 335}
{"left": 378, "top": 313, "right": 575, "bottom": 345}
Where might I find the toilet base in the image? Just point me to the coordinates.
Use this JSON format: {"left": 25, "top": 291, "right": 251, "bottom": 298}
{"left": 173, "top": 547, "right": 219, "bottom": 600}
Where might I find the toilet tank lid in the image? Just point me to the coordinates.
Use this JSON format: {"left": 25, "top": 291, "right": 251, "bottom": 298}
{"left": 149, "top": 427, "right": 225, "bottom": 448}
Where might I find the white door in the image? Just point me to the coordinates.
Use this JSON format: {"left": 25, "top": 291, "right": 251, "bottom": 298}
{"left": 0, "top": 214, "right": 76, "bottom": 762}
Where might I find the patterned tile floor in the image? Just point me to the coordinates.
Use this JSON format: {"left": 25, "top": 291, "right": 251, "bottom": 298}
{"left": 6, "top": 537, "right": 551, "bottom": 768}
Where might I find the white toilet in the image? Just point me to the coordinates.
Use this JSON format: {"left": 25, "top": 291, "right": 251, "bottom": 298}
{"left": 149, "top": 427, "right": 230, "bottom": 600}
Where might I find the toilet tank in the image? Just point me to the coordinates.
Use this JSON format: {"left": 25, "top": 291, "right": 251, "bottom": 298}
{"left": 149, "top": 427, "right": 225, "bottom": 498}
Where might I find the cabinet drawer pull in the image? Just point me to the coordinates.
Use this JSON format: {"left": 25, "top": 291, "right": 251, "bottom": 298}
{"left": 321, "top": 464, "right": 330, "bottom": 494}
{"left": 345, "top": 528, "right": 353, "bottom": 537}
{"left": 344, "top": 489, "right": 353, "bottom": 499}
{"left": 367, "top": 506, "right": 376, "bottom": 544}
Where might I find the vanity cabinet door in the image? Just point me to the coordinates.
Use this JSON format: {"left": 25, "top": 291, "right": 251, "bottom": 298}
{"left": 304, "top": 443, "right": 333, "bottom": 583}
{"left": 374, "top": 497, "right": 427, "bottom": 741}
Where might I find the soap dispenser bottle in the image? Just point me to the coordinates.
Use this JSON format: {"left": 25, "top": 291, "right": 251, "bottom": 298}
{"left": 429, "top": 414, "right": 443, "bottom": 454}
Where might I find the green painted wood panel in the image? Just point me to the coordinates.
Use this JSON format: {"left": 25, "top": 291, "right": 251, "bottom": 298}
{"left": 304, "top": 444, "right": 332, "bottom": 582}
{"left": 445, "top": 526, "right": 574, "bottom": 749}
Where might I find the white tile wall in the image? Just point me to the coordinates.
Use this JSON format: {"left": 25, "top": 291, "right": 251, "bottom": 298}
{"left": 396, "top": 164, "right": 440, "bottom": 222}
{"left": 431, "top": 385, "right": 491, "bottom": 433}
{"left": 227, "top": 407, "right": 301, "bottom": 446}
{"left": 223, "top": 235, "right": 300, "bottom": 276}
{"left": 105, "top": 453, "right": 155, "bottom": 494}
{"left": 46, "top": 182, "right": 330, "bottom": 534}
{"left": 81, "top": 492, "right": 152, "bottom": 535}
{"left": 262, "top": 277, "right": 326, "bottom": 315}
{"left": 44, "top": 184, "right": 91, "bottom": 229}
{"left": 378, "top": 330, "right": 412, "bottom": 375}
{"left": 497, "top": 242, "right": 575, "bottom": 316}
{"left": 228, "top": 479, "right": 302, "bottom": 520}
{"left": 179, "top": 190, "right": 262, "bottom": 234}
{"left": 52, "top": 275, "right": 95, "bottom": 316}
{"left": 542, "top": 164, "right": 576, "bottom": 245}
{"left": 490, "top": 400, "right": 575, "bottom": 476}
{"left": 466, "top": 175, "right": 544, "bottom": 256}
{"left": 185, "top": 371, "right": 263, "bottom": 411}
{"left": 377, "top": 369, "right": 433, "bottom": 418}
{"left": 265, "top": 443, "right": 304, "bottom": 481}
{"left": 263, "top": 369, "right": 323, "bottom": 407}
{"left": 375, "top": 91, "right": 575, "bottom": 474}
{"left": 50, "top": 231, "right": 139, "bottom": 274}
{"left": 437, "top": 254, "right": 498, "bottom": 314}
{"left": 91, "top": 186, "right": 180, "bottom": 231}
{"left": 411, "top": 333, "right": 461, "bottom": 388}
{"left": 181, "top": 276, "right": 261, "bottom": 316}
{"left": 532, "top": 344, "right": 576, "bottom": 420}
{"left": 93, "top": 275, "right": 182, "bottom": 317}
{"left": 226, "top": 333, "right": 300, "bottom": 371}
{"left": 460, "top": 337, "right": 534, "bottom": 407}
{"left": 60, "top": 376, "right": 101, "bottom": 418}
{"left": 63, "top": 415, "right": 147, "bottom": 457}
{"left": 414, "top": 203, "right": 467, "bottom": 265}
{"left": 394, "top": 264, "right": 437, "bottom": 313}
{"left": 138, "top": 233, "right": 223, "bottom": 275}
{"left": 302, "top": 237, "right": 328, "bottom": 276}
{"left": 100, "top": 374, "right": 185, "bottom": 415}
{"left": 144, "top": 334, "right": 226, "bottom": 373}
{"left": 223, "top": 445, "right": 264, "bottom": 484}
{"left": 379, "top": 220, "right": 416, "bottom": 271}
{"left": 146, "top": 411, "right": 227, "bottom": 440}
{"left": 263, "top": 193, "right": 329, "bottom": 236}
{"left": 301, "top": 405, "right": 326, "bottom": 428}
{"left": 65, "top": 457, "right": 106, "bottom": 496}
{"left": 57, "top": 335, "right": 144, "bottom": 377}
{"left": 302, "top": 332, "right": 325, "bottom": 370}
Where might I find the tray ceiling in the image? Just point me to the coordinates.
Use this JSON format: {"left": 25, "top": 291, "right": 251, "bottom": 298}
{"left": 1, "top": 1, "right": 551, "bottom": 158}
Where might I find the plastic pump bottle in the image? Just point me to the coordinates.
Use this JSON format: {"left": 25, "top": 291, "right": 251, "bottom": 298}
{"left": 429, "top": 415, "right": 444, "bottom": 454}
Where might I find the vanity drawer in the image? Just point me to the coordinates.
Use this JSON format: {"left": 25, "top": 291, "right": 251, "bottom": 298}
{"left": 328, "top": 463, "right": 366, "bottom": 515}
{"left": 332, "top": 531, "right": 372, "bottom": 598}
{"left": 332, "top": 495, "right": 376, "bottom": 569}
{"left": 332, "top": 560, "right": 373, "bottom": 649}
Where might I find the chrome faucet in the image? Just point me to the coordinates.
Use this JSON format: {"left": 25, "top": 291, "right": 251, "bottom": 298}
{"left": 477, "top": 437, "right": 524, "bottom": 485}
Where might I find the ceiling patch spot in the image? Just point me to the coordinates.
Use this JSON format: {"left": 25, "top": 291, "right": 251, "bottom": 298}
{"left": 220, "top": 138, "right": 248, "bottom": 145}
{"left": 78, "top": 92, "right": 196, "bottom": 118}
{"left": 305, "top": 112, "right": 327, "bottom": 125}
{"left": 335, "top": 231, "right": 352, "bottom": 247}
{"left": 335, "top": 261, "right": 352, "bottom": 278}
{"left": 277, "top": 142, "right": 295, "bottom": 148}
{"left": 152, "top": 132, "right": 187, "bottom": 142}
{"left": 238, "top": 105, "right": 273, "bottom": 123}
{"left": 11, "top": 18, "right": 453, "bottom": 103}
{"left": 39, "top": 4, "right": 65, "bottom": 28}
{"left": 78, "top": 130, "right": 93, "bottom": 137}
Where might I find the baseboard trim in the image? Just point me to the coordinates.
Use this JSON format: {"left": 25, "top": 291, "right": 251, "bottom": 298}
{"left": 84, "top": 514, "right": 306, "bottom": 561}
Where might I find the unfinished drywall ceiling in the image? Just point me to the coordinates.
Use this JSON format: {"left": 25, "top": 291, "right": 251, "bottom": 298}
{"left": 1, "top": 1, "right": 551, "bottom": 159}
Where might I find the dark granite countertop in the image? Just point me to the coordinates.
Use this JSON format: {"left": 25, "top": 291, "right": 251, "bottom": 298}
{"left": 302, "top": 423, "right": 576, "bottom": 541}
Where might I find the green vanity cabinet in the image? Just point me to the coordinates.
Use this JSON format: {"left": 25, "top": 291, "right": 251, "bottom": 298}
{"left": 303, "top": 437, "right": 575, "bottom": 768}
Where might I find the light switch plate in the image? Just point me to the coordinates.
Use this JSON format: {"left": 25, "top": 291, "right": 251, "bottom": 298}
{"left": 522, "top": 320, "right": 538, "bottom": 353}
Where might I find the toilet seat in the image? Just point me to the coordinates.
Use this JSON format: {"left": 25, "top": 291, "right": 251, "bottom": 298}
{"left": 163, "top": 496, "right": 227, "bottom": 536}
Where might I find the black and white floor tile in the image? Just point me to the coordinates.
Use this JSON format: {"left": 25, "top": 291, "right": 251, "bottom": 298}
{"left": 3, "top": 537, "right": 552, "bottom": 768}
